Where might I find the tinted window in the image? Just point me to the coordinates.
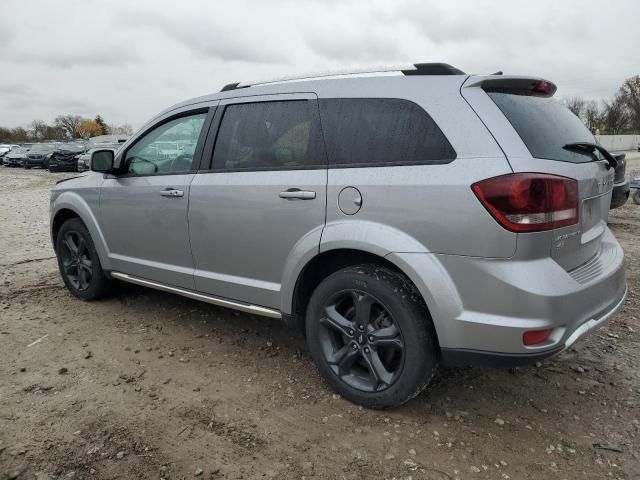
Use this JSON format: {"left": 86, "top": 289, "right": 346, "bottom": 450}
{"left": 319, "top": 98, "right": 455, "bottom": 166}
{"left": 212, "top": 101, "right": 323, "bottom": 170}
{"left": 125, "top": 113, "right": 206, "bottom": 175}
{"left": 488, "top": 93, "right": 597, "bottom": 164}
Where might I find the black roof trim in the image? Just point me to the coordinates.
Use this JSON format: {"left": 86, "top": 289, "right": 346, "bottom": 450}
{"left": 402, "top": 63, "right": 466, "bottom": 76}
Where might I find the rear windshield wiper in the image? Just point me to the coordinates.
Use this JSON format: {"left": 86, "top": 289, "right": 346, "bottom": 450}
{"left": 562, "top": 142, "right": 618, "bottom": 170}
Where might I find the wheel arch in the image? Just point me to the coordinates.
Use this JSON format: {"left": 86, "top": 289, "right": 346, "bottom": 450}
{"left": 51, "top": 192, "right": 112, "bottom": 271}
{"left": 284, "top": 248, "right": 445, "bottom": 349}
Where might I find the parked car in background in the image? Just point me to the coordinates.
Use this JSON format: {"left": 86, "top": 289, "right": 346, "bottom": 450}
{"left": 0, "top": 144, "right": 19, "bottom": 157}
{"left": 77, "top": 144, "right": 122, "bottom": 172}
{"left": 0, "top": 144, "right": 18, "bottom": 165}
{"left": 610, "top": 153, "right": 629, "bottom": 209}
{"left": 51, "top": 63, "right": 627, "bottom": 408}
{"left": 24, "top": 144, "right": 56, "bottom": 169}
{"left": 3, "top": 147, "right": 29, "bottom": 167}
{"left": 48, "top": 143, "right": 88, "bottom": 172}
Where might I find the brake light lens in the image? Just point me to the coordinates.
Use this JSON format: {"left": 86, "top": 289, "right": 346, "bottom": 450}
{"left": 471, "top": 173, "right": 578, "bottom": 233}
{"left": 532, "top": 80, "right": 554, "bottom": 95}
{"left": 523, "top": 329, "right": 552, "bottom": 346}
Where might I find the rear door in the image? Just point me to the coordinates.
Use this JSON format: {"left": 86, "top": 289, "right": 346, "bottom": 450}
{"left": 188, "top": 94, "right": 327, "bottom": 309}
{"left": 462, "top": 77, "right": 614, "bottom": 270}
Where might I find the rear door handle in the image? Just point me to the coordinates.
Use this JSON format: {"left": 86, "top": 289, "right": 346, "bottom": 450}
{"left": 279, "top": 189, "right": 316, "bottom": 200}
{"left": 160, "top": 188, "right": 184, "bottom": 198}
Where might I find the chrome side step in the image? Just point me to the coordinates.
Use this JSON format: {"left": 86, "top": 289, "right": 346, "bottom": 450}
{"left": 110, "top": 271, "right": 282, "bottom": 319}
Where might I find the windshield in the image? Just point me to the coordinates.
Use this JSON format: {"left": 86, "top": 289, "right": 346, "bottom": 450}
{"left": 59, "top": 143, "right": 85, "bottom": 153}
{"left": 30, "top": 144, "right": 56, "bottom": 153}
{"left": 488, "top": 93, "right": 598, "bottom": 164}
{"left": 10, "top": 147, "right": 28, "bottom": 154}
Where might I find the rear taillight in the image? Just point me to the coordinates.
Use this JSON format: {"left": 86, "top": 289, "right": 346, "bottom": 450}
{"left": 471, "top": 173, "right": 578, "bottom": 233}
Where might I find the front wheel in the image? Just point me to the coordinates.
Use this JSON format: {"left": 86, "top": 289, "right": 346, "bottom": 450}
{"left": 55, "top": 218, "right": 112, "bottom": 300}
{"left": 633, "top": 190, "right": 640, "bottom": 205}
{"left": 306, "top": 264, "right": 438, "bottom": 409}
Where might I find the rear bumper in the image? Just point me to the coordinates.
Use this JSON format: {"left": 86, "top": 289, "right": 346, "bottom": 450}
{"left": 610, "top": 180, "right": 630, "bottom": 209}
{"left": 389, "top": 227, "right": 626, "bottom": 365}
{"left": 441, "top": 286, "right": 626, "bottom": 367}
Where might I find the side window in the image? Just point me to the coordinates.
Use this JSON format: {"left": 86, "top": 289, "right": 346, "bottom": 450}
{"left": 125, "top": 112, "right": 207, "bottom": 175}
{"left": 212, "top": 100, "right": 324, "bottom": 170}
{"left": 319, "top": 98, "right": 456, "bottom": 166}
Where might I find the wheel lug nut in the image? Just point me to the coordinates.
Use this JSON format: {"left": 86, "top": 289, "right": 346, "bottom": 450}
{"left": 348, "top": 329, "right": 354, "bottom": 336}
{"left": 364, "top": 347, "right": 370, "bottom": 353}
{"left": 368, "top": 335, "right": 373, "bottom": 342}
{"left": 351, "top": 342, "right": 358, "bottom": 350}
{"left": 358, "top": 325, "right": 364, "bottom": 331}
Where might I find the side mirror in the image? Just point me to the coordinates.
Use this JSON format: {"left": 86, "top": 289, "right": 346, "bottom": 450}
{"left": 91, "top": 150, "right": 114, "bottom": 172}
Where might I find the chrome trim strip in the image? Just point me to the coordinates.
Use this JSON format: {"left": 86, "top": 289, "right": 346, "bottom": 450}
{"left": 110, "top": 272, "right": 282, "bottom": 319}
{"left": 563, "top": 286, "right": 627, "bottom": 350}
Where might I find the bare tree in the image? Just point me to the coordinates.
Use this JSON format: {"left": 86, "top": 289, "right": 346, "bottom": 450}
{"left": 619, "top": 75, "right": 640, "bottom": 132}
{"left": 562, "top": 96, "right": 586, "bottom": 118}
{"left": 45, "top": 125, "right": 68, "bottom": 140}
{"left": 584, "top": 100, "right": 602, "bottom": 133}
{"left": 54, "top": 114, "right": 83, "bottom": 139}
{"left": 30, "top": 120, "right": 49, "bottom": 140}
{"left": 107, "top": 123, "right": 134, "bottom": 135}
{"left": 601, "top": 95, "right": 629, "bottom": 134}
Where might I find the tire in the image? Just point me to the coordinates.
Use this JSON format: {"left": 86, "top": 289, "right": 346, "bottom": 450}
{"left": 55, "top": 218, "right": 112, "bottom": 300}
{"left": 305, "top": 264, "right": 438, "bottom": 409}
{"left": 633, "top": 190, "right": 640, "bottom": 205}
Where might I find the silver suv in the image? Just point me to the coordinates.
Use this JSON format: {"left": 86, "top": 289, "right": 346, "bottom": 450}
{"left": 50, "top": 63, "right": 627, "bottom": 408}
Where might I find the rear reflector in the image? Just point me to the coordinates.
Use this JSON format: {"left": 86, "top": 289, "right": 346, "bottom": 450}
{"left": 471, "top": 173, "right": 579, "bottom": 233}
{"left": 523, "top": 329, "right": 552, "bottom": 346}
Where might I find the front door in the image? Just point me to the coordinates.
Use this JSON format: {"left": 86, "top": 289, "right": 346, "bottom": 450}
{"left": 189, "top": 94, "right": 327, "bottom": 309}
{"left": 99, "top": 109, "right": 211, "bottom": 289}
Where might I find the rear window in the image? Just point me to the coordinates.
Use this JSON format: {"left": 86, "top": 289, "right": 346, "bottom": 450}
{"left": 488, "top": 93, "right": 597, "bottom": 163}
{"left": 319, "top": 98, "right": 456, "bottom": 167}
{"left": 212, "top": 100, "right": 324, "bottom": 171}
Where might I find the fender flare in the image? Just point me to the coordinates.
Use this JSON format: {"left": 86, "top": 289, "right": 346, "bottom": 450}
{"left": 51, "top": 191, "right": 112, "bottom": 271}
{"left": 279, "top": 221, "right": 462, "bottom": 332}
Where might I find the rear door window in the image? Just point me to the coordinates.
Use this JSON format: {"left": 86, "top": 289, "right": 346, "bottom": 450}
{"left": 211, "top": 100, "right": 324, "bottom": 170}
{"left": 318, "top": 98, "right": 456, "bottom": 167}
{"left": 488, "top": 93, "right": 598, "bottom": 163}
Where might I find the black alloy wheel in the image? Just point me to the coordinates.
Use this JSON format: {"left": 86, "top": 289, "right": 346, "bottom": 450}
{"left": 306, "top": 264, "right": 438, "bottom": 409}
{"left": 59, "top": 230, "right": 93, "bottom": 291}
{"left": 318, "top": 290, "right": 404, "bottom": 392}
{"left": 55, "top": 217, "right": 112, "bottom": 300}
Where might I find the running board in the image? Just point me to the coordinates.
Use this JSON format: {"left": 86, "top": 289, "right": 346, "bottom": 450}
{"left": 110, "top": 272, "right": 282, "bottom": 319}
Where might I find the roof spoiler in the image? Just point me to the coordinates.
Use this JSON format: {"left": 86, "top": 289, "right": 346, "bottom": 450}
{"left": 464, "top": 76, "right": 557, "bottom": 97}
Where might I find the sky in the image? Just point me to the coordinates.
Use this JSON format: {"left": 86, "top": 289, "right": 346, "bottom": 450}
{"left": 0, "top": 0, "right": 638, "bottom": 130}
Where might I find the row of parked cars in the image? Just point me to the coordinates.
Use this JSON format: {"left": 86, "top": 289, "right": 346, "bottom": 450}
{"left": 0, "top": 137, "right": 128, "bottom": 173}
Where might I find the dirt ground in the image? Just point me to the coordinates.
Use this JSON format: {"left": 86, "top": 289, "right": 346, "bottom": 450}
{"left": 1, "top": 156, "right": 639, "bottom": 480}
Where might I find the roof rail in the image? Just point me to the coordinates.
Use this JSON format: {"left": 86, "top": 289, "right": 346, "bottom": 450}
{"left": 219, "top": 62, "right": 465, "bottom": 92}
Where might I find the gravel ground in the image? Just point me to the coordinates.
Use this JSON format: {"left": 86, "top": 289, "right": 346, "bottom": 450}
{"left": 0, "top": 158, "right": 639, "bottom": 480}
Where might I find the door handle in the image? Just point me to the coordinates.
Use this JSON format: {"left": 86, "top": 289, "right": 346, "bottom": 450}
{"left": 160, "top": 188, "right": 184, "bottom": 198}
{"left": 279, "top": 189, "right": 316, "bottom": 200}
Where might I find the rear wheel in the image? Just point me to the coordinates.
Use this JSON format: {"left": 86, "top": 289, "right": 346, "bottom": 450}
{"left": 633, "top": 190, "right": 640, "bottom": 205}
{"left": 306, "top": 264, "right": 438, "bottom": 409}
{"left": 55, "top": 218, "right": 112, "bottom": 300}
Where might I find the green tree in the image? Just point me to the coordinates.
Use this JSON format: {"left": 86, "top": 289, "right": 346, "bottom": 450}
{"left": 94, "top": 115, "right": 108, "bottom": 135}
